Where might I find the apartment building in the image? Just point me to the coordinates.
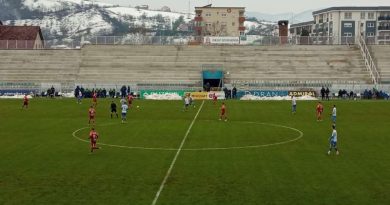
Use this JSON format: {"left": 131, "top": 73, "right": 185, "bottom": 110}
{"left": 194, "top": 5, "right": 245, "bottom": 37}
{"left": 291, "top": 7, "right": 390, "bottom": 44}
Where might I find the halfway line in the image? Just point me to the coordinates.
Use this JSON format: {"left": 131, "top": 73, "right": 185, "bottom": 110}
{"left": 151, "top": 100, "right": 205, "bottom": 205}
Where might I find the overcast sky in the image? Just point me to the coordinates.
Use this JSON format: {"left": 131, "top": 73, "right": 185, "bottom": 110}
{"left": 96, "top": 0, "right": 390, "bottom": 13}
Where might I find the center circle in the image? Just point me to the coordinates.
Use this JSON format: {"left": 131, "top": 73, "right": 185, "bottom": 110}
{"left": 72, "top": 120, "right": 303, "bottom": 151}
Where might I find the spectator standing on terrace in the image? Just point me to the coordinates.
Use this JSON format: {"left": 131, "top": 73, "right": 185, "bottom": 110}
{"left": 338, "top": 90, "right": 343, "bottom": 99}
{"left": 321, "top": 87, "right": 325, "bottom": 100}
{"left": 50, "top": 86, "right": 55, "bottom": 98}
{"left": 102, "top": 88, "right": 107, "bottom": 98}
{"left": 75, "top": 86, "right": 80, "bottom": 97}
{"left": 205, "top": 82, "right": 211, "bottom": 92}
{"left": 223, "top": 87, "right": 228, "bottom": 99}
{"left": 232, "top": 87, "right": 237, "bottom": 99}
{"left": 325, "top": 87, "right": 330, "bottom": 100}
{"left": 121, "top": 85, "right": 127, "bottom": 98}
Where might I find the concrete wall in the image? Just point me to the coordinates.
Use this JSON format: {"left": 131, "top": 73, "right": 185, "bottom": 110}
{"left": 370, "top": 45, "right": 390, "bottom": 83}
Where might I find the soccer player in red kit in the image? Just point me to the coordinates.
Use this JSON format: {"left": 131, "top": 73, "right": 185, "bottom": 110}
{"left": 92, "top": 92, "right": 97, "bottom": 107}
{"left": 219, "top": 102, "right": 227, "bottom": 121}
{"left": 213, "top": 93, "right": 218, "bottom": 105}
{"left": 21, "top": 94, "right": 29, "bottom": 109}
{"left": 88, "top": 106, "right": 96, "bottom": 125}
{"left": 89, "top": 128, "right": 100, "bottom": 152}
{"left": 316, "top": 102, "right": 324, "bottom": 121}
{"left": 127, "top": 94, "right": 133, "bottom": 107}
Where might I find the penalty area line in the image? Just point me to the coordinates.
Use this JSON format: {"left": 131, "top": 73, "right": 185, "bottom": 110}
{"left": 151, "top": 100, "right": 205, "bottom": 205}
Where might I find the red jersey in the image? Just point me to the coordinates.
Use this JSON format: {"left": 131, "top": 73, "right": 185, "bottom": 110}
{"left": 93, "top": 93, "right": 97, "bottom": 101}
{"left": 128, "top": 95, "right": 133, "bottom": 103}
{"left": 23, "top": 96, "right": 28, "bottom": 103}
{"left": 213, "top": 94, "right": 217, "bottom": 101}
{"left": 221, "top": 104, "right": 226, "bottom": 113}
{"left": 89, "top": 108, "right": 96, "bottom": 117}
{"left": 316, "top": 104, "right": 323, "bottom": 113}
{"left": 89, "top": 131, "right": 98, "bottom": 142}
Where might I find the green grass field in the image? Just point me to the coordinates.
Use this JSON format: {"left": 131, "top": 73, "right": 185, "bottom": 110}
{"left": 0, "top": 98, "right": 389, "bottom": 205}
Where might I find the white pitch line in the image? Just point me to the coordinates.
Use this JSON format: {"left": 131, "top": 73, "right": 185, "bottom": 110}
{"left": 151, "top": 100, "right": 205, "bottom": 205}
{"left": 72, "top": 121, "right": 304, "bottom": 151}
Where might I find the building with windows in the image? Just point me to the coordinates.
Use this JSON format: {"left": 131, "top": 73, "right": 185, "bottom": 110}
{"left": 289, "top": 21, "right": 314, "bottom": 36}
{"left": 290, "top": 7, "right": 390, "bottom": 44}
{"left": 194, "top": 5, "right": 245, "bottom": 37}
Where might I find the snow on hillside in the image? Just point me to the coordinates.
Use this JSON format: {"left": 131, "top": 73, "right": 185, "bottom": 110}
{"left": 245, "top": 21, "right": 260, "bottom": 30}
{"left": 6, "top": 7, "right": 113, "bottom": 37}
{"left": 107, "top": 7, "right": 192, "bottom": 21}
{"left": 23, "top": 0, "right": 112, "bottom": 11}
{"left": 61, "top": 9, "right": 113, "bottom": 36}
{"left": 23, "top": 0, "right": 191, "bottom": 20}
{"left": 23, "top": 0, "right": 62, "bottom": 11}
{"left": 65, "top": 0, "right": 112, "bottom": 7}
{"left": 6, "top": 0, "right": 275, "bottom": 40}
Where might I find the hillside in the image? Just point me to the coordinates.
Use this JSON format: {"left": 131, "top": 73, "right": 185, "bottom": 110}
{"left": 0, "top": 0, "right": 193, "bottom": 41}
{"left": 0, "top": 0, "right": 277, "bottom": 42}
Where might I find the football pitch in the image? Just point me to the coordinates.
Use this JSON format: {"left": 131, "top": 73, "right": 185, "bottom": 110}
{"left": 0, "top": 98, "right": 389, "bottom": 205}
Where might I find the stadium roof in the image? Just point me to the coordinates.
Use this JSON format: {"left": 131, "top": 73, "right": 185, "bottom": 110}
{"left": 0, "top": 26, "right": 44, "bottom": 41}
{"left": 313, "top": 6, "right": 390, "bottom": 15}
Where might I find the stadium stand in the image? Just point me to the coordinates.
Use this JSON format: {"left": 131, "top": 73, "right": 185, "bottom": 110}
{"left": 78, "top": 45, "right": 369, "bottom": 83}
{"left": 369, "top": 45, "right": 390, "bottom": 83}
{"left": 0, "top": 45, "right": 371, "bottom": 91}
{"left": 0, "top": 50, "right": 80, "bottom": 83}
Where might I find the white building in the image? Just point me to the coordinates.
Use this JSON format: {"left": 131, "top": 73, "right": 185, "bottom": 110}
{"left": 291, "top": 7, "right": 390, "bottom": 44}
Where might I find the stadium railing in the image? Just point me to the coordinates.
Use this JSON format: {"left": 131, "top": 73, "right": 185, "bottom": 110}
{"left": 358, "top": 35, "right": 380, "bottom": 85}
{"left": 1, "top": 35, "right": 389, "bottom": 49}
{"left": 0, "top": 40, "right": 82, "bottom": 50}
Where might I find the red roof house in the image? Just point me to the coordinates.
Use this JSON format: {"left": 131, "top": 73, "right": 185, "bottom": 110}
{"left": 0, "top": 26, "right": 44, "bottom": 49}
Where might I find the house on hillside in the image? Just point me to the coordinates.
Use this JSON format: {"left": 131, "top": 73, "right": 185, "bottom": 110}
{"left": 0, "top": 26, "right": 44, "bottom": 49}
{"left": 135, "top": 5, "right": 149, "bottom": 10}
